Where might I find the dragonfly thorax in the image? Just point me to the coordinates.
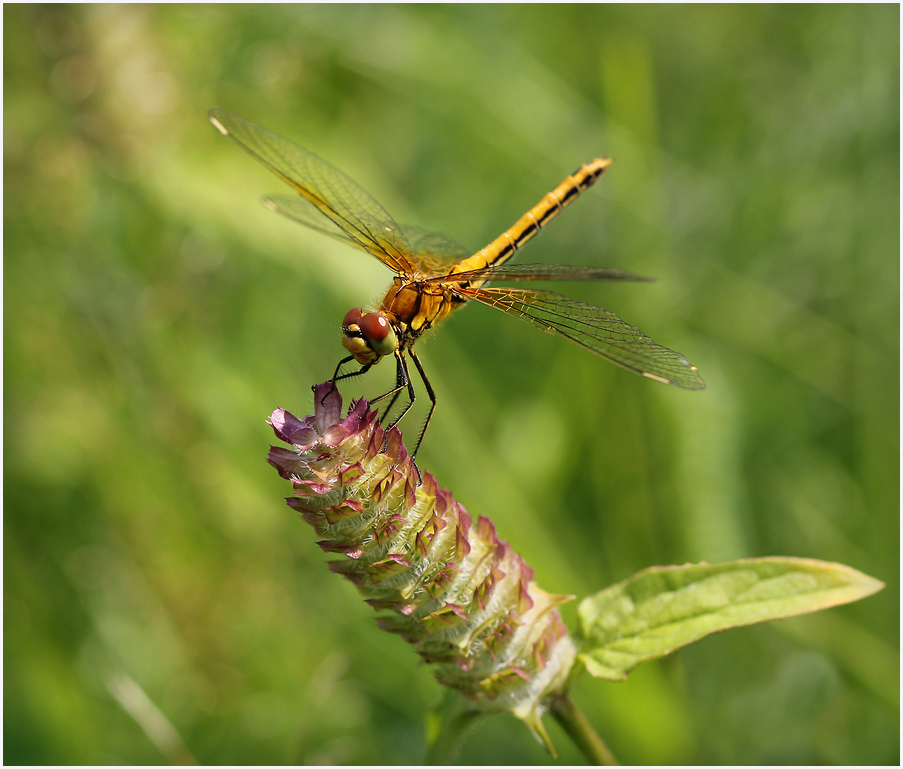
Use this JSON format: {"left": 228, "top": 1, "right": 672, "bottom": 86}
{"left": 380, "top": 277, "right": 462, "bottom": 345}
{"left": 341, "top": 308, "right": 398, "bottom": 364}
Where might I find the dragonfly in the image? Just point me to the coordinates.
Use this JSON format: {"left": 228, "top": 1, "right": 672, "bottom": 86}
{"left": 209, "top": 109, "right": 705, "bottom": 460}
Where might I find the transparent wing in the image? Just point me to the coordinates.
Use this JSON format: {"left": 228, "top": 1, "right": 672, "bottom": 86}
{"left": 264, "top": 194, "right": 364, "bottom": 248}
{"left": 461, "top": 286, "right": 706, "bottom": 389}
{"left": 263, "top": 194, "right": 473, "bottom": 276}
{"left": 209, "top": 108, "right": 415, "bottom": 275}
{"left": 401, "top": 226, "right": 472, "bottom": 277}
{"left": 430, "top": 263, "right": 654, "bottom": 284}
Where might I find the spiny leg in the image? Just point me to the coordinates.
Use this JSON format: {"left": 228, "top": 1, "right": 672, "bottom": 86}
{"left": 317, "top": 355, "right": 372, "bottom": 405}
{"left": 371, "top": 349, "right": 414, "bottom": 429}
{"left": 322, "top": 351, "right": 413, "bottom": 435}
{"left": 378, "top": 388, "right": 403, "bottom": 424}
{"left": 369, "top": 352, "right": 407, "bottom": 424}
{"left": 368, "top": 350, "right": 424, "bottom": 484}
{"left": 408, "top": 349, "right": 436, "bottom": 461}
{"left": 324, "top": 350, "right": 425, "bottom": 482}
{"left": 369, "top": 353, "right": 407, "bottom": 422}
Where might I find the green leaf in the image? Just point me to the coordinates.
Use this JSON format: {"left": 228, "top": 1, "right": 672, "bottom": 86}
{"left": 576, "top": 557, "right": 884, "bottom": 681}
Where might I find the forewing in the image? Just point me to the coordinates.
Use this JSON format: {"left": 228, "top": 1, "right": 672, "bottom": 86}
{"left": 464, "top": 287, "right": 706, "bottom": 389}
{"left": 264, "top": 194, "right": 362, "bottom": 249}
{"left": 263, "top": 193, "right": 474, "bottom": 275}
{"left": 209, "top": 109, "right": 415, "bottom": 274}
{"left": 402, "top": 226, "right": 472, "bottom": 277}
{"left": 431, "top": 263, "right": 654, "bottom": 284}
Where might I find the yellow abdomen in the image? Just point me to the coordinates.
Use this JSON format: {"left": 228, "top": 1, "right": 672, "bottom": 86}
{"left": 450, "top": 157, "right": 612, "bottom": 287}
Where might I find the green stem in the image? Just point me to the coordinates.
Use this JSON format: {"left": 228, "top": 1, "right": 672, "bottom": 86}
{"left": 549, "top": 694, "right": 619, "bottom": 766}
{"left": 425, "top": 692, "right": 492, "bottom": 765}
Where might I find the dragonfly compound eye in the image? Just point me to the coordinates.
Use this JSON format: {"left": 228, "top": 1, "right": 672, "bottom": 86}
{"left": 359, "top": 312, "right": 398, "bottom": 356}
{"left": 343, "top": 308, "right": 363, "bottom": 329}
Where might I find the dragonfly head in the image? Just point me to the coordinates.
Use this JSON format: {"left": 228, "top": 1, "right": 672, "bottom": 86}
{"left": 341, "top": 308, "right": 398, "bottom": 365}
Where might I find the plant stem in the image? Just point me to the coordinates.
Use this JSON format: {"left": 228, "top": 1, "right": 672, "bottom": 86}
{"left": 424, "top": 692, "right": 491, "bottom": 765}
{"left": 549, "top": 694, "right": 619, "bottom": 766}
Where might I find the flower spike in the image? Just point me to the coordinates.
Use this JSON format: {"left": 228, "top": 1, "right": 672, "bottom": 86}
{"left": 267, "top": 383, "right": 577, "bottom": 752}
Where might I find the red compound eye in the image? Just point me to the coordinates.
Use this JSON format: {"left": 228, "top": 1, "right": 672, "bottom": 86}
{"left": 358, "top": 312, "right": 398, "bottom": 356}
{"left": 341, "top": 309, "right": 397, "bottom": 357}
{"left": 343, "top": 308, "right": 363, "bottom": 329}
{"left": 359, "top": 312, "right": 391, "bottom": 341}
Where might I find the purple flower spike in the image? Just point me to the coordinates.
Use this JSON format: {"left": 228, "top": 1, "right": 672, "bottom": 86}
{"left": 267, "top": 384, "right": 577, "bottom": 747}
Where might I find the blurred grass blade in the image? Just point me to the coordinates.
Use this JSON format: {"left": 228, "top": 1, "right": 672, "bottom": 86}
{"left": 576, "top": 557, "right": 884, "bottom": 681}
{"left": 106, "top": 671, "right": 197, "bottom": 765}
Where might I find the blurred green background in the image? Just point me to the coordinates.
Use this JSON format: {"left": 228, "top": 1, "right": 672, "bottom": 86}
{"left": 4, "top": 4, "right": 898, "bottom": 765}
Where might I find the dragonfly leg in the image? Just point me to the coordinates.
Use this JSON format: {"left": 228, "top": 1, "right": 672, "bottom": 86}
{"left": 329, "top": 355, "right": 355, "bottom": 381}
{"left": 408, "top": 349, "right": 436, "bottom": 462}
{"left": 372, "top": 351, "right": 422, "bottom": 477}
{"left": 379, "top": 388, "right": 403, "bottom": 424}
{"left": 371, "top": 350, "right": 414, "bottom": 423}
{"left": 325, "top": 350, "right": 424, "bottom": 484}
{"left": 317, "top": 355, "right": 372, "bottom": 405}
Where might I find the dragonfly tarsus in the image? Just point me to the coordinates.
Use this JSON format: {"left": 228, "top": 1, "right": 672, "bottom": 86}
{"left": 319, "top": 355, "right": 374, "bottom": 406}
{"left": 371, "top": 349, "right": 415, "bottom": 429}
{"left": 363, "top": 350, "right": 423, "bottom": 483}
{"left": 408, "top": 349, "right": 436, "bottom": 462}
{"left": 330, "top": 355, "right": 373, "bottom": 385}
